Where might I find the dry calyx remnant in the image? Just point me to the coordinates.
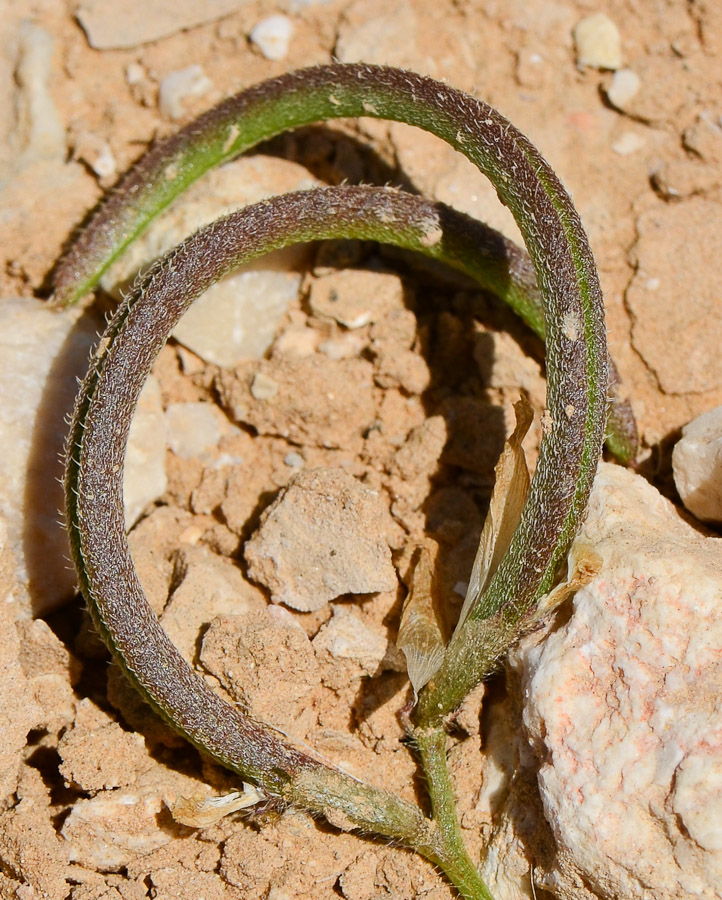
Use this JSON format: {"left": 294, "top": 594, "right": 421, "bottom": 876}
{"left": 56, "top": 64, "right": 618, "bottom": 900}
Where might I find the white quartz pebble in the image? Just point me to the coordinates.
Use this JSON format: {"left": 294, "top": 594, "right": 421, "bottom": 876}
{"left": 249, "top": 15, "right": 294, "bottom": 61}
{"left": 573, "top": 13, "right": 623, "bottom": 70}
{"left": 672, "top": 404, "right": 722, "bottom": 523}
{"left": 159, "top": 65, "right": 213, "bottom": 120}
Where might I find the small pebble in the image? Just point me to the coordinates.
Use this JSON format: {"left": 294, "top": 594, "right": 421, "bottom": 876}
{"left": 672, "top": 405, "right": 722, "bottom": 523}
{"left": 164, "top": 402, "right": 224, "bottom": 460}
{"left": 606, "top": 68, "right": 641, "bottom": 110}
{"left": 611, "top": 131, "right": 645, "bottom": 155}
{"left": 125, "top": 377, "right": 168, "bottom": 527}
{"left": 250, "top": 372, "right": 280, "bottom": 401}
{"left": 284, "top": 452, "right": 305, "bottom": 468}
{"left": 249, "top": 15, "right": 294, "bottom": 61}
{"left": 125, "top": 61, "right": 145, "bottom": 85}
{"left": 573, "top": 13, "right": 623, "bottom": 70}
{"left": 159, "top": 65, "right": 213, "bottom": 120}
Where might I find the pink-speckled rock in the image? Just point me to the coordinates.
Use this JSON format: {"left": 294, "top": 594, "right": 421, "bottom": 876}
{"left": 512, "top": 462, "right": 722, "bottom": 900}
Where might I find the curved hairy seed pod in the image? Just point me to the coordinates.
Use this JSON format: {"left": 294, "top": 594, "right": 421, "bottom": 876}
{"left": 61, "top": 67, "right": 609, "bottom": 712}
{"left": 65, "top": 187, "right": 536, "bottom": 900}
{"left": 52, "top": 63, "right": 635, "bottom": 462}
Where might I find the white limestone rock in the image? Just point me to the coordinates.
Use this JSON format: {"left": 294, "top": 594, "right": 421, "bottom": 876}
{"left": 606, "top": 68, "right": 641, "bottom": 111}
{"left": 101, "top": 156, "right": 317, "bottom": 367}
{"left": 76, "top": 0, "right": 252, "bottom": 49}
{"left": 164, "top": 401, "right": 228, "bottom": 461}
{"left": 512, "top": 463, "right": 722, "bottom": 900}
{"left": 249, "top": 14, "right": 294, "bottom": 61}
{"left": 573, "top": 13, "right": 623, "bottom": 70}
{"left": 0, "top": 519, "right": 43, "bottom": 802}
{"left": 672, "top": 404, "right": 722, "bottom": 523}
{"left": 158, "top": 64, "right": 213, "bottom": 120}
{"left": 312, "top": 607, "right": 389, "bottom": 676}
{"left": 244, "top": 468, "right": 399, "bottom": 611}
{"left": 0, "top": 299, "right": 101, "bottom": 613}
{"left": 124, "top": 376, "right": 168, "bottom": 529}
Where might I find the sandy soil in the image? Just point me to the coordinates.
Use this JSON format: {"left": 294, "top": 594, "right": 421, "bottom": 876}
{"left": 1, "top": 1, "right": 720, "bottom": 898}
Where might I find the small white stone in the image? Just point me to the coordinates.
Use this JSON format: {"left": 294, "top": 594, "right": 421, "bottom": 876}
{"left": 164, "top": 402, "right": 225, "bottom": 460}
{"left": 250, "top": 372, "right": 279, "bottom": 401}
{"left": 0, "top": 299, "right": 101, "bottom": 614}
{"left": 606, "top": 68, "right": 641, "bottom": 110}
{"left": 76, "top": 0, "right": 250, "bottom": 50}
{"left": 159, "top": 64, "right": 213, "bottom": 120}
{"left": 312, "top": 607, "right": 388, "bottom": 675}
{"left": 611, "top": 131, "right": 646, "bottom": 155}
{"left": 125, "top": 62, "right": 145, "bottom": 85}
{"left": 573, "top": 13, "right": 623, "bottom": 70}
{"left": 672, "top": 405, "right": 722, "bottom": 523}
{"left": 124, "top": 376, "right": 167, "bottom": 528}
{"left": 249, "top": 14, "right": 294, "bottom": 61}
{"left": 284, "top": 452, "right": 304, "bottom": 468}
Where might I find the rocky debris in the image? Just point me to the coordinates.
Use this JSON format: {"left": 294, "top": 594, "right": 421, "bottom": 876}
{"left": 76, "top": 0, "right": 252, "bottom": 49}
{"left": 627, "top": 198, "right": 722, "bottom": 394}
{"left": 10, "top": 22, "right": 65, "bottom": 167}
{"left": 573, "top": 13, "right": 623, "bottom": 70}
{"left": 200, "top": 608, "right": 320, "bottom": 735}
{"left": 610, "top": 131, "right": 646, "bottom": 155}
{"left": 249, "top": 14, "right": 294, "bottom": 61}
{"left": 244, "top": 468, "right": 399, "bottom": 611}
{"left": 312, "top": 607, "right": 390, "bottom": 678}
{"left": 125, "top": 376, "right": 168, "bottom": 528}
{"left": 335, "top": 1, "right": 422, "bottom": 70}
{"left": 161, "top": 546, "right": 266, "bottom": 662}
{"left": 217, "top": 355, "right": 376, "bottom": 450}
{"left": 158, "top": 65, "right": 213, "bottom": 120}
{"left": 164, "top": 401, "right": 228, "bottom": 461}
{"left": 605, "top": 68, "right": 641, "bottom": 112}
{"left": 672, "top": 405, "right": 722, "bottom": 523}
{"left": 62, "top": 780, "right": 175, "bottom": 869}
{"left": 0, "top": 769, "right": 69, "bottom": 900}
{"left": 59, "top": 700, "right": 155, "bottom": 792}
{"left": 100, "top": 156, "right": 317, "bottom": 367}
{"left": 70, "top": 130, "right": 117, "bottom": 180}
{"left": 309, "top": 269, "right": 405, "bottom": 329}
{"left": 0, "top": 522, "right": 42, "bottom": 802}
{"left": 0, "top": 299, "right": 101, "bottom": 613}
{"left": 512, "top": 463, "right": 722, "bottom": 900}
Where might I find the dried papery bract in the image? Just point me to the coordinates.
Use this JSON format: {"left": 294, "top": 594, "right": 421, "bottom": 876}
{"left": 398, "top": 541, "right": 447, "bottom": 696}
{"left": 456, "top": 398, "right": 533, "bottom": 634}
{"left": 59, "top": 65, "right": 621, "bottom": 900}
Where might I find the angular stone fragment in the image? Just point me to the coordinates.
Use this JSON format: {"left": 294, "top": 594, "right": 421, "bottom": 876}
{"left": 0, "top": 520, "right": 42, "bottom": 802}
{"left": 76, "top": 0, "right": 251, "bottom": 49}
{"left": 0, "top": 298, "right": 101, "bottom": 613}
{"left": 312, "top": 607, "right": 389, "bottom": 677}
{"left": 309, "top": 268, "right": 405, "bottom": 329}
{"left": 512, "top": 463, "right": 722, "bottom": 900}
{"left": 124, "top": 375, "right": 168, "bottom": 528}
{"left": 672, "top": 404, "right": 722, "bottom": 523}
{"left": 245, "top": 468, "right": 398, "bottom": 611}
{"left": 200, "top": 608, "right": 319, "bottom": 733}
{"left": 161, "top": 546, "right": 266, "bottom": 662}
{"left": 217, "top": 356, "right": 376, "bottom": 450}
{"left": 573, "top": 13, "right": 623, "bottom": 70}
{"left": 627, "top": 198, "right": 722, "bottom": 394}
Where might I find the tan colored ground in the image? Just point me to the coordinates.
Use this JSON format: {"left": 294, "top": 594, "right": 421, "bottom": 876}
{"left": 0, "top": 1, "right": 720, "bottom": 898}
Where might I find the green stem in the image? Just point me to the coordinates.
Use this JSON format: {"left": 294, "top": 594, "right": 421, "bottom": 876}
{"left": 416, "top": 728, "right": 495, "bottom": 900}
